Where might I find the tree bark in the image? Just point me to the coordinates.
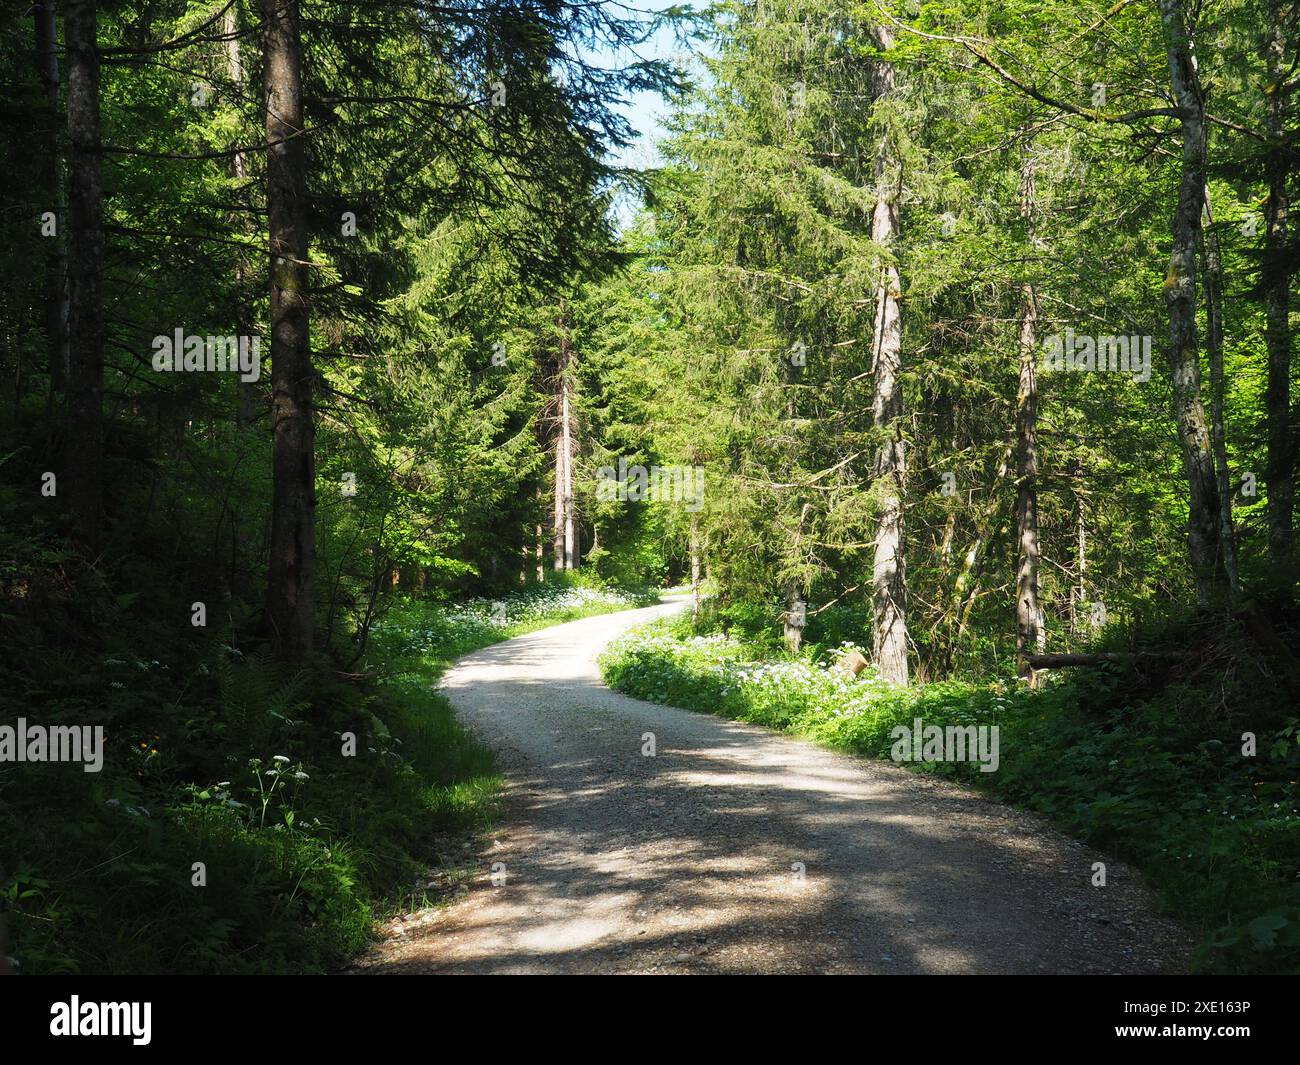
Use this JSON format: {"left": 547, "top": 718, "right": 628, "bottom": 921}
{"left": 1014, "top": 148, "right": 1045, "bottom": 682}
{"left": 552, "top": 311, "right": 577, "bottom": 571}
{"left": 690, "top": 519, "right": 702, "bottom": 623}
{"left": 225, "top": 5, "right": 258, "bottom": 599}
{"left": 938, "top": 507, "right": 956, "bottom": 562}
{"left": 868, "top": 26, "right": 909, "bottom": 685}
{"left": 226, "top": 5, "right": 260, "bottom": 429}
{"left": 1014, "top": 287, "right": 1045, "bottom": 672}
{"left": 1202, "top": 186, "right": 1240, "bottom": 597}
{"left": 1073, "top": 494, "right": 1087, "bottom": 633}
{"left": 34, "top": 1, "right": 68, "bottom": 393}
{"left": 1158, "top": 0, "right": 1223, "bottom": 603}
{"left": 64, "top": 0, "right": 104, "bottom": 547}
{"left": 562, "top": 376, "right": 576, "bottom": 570}
{"left": 552, "top": 390, "right": 566, "bottom": 571}
{"left": 783, "top": 582, "right": 803, "bottom": 653}
{"left": 1264, "top": 2, "right": 1295, "bottom": 579}
{"left": 262, "top": 0, "right": 315, "bottom": 659}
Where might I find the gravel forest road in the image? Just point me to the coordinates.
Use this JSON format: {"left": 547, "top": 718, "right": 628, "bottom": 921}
{"left": 357, "top": 596, "right": 1187, "bottom": 975}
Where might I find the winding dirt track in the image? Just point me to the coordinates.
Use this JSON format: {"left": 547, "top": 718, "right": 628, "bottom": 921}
{"left": 358, "top": 597, "right": 1188, "bottom": 975}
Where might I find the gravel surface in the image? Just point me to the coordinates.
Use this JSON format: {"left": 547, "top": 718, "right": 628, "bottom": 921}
{"left": 357, "top": 596, "right": 1190, "bottom": 975}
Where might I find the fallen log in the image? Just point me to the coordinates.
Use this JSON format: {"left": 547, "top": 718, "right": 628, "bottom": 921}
{"left": 1024, "top": 652, "right": 1134, "bottom": 669}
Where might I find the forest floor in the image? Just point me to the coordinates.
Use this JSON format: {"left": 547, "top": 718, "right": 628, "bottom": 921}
{"left": 351, "top": 597, "right": 1190, "bottom": 975}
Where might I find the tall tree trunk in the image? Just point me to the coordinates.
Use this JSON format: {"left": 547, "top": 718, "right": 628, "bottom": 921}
{"left": 552, "top": 311, "right": 577, "bottom": 571}
{"left": 225, "top": 5, "right": 258, "bottom": 600}
{"left": 1014, "top": 146, "right": 1045, "bottom": 683}
{"left": 1073, "top": 495, "right": 1087, "bottom": 633}
{"left": 1264, "top": 2, "right": 1295, "bottom": 579}
{"left": 562, "top": 377, "right": 576, "bottom": 570}
{"left": 868, "top": 26, "right": 909, "bottom": 685}
{"left": 64, "top": 0, "right": 104, "bottom": 547}
{"left": 552, "top": 399, "right": 566, "bottom": 571}
{"left": 1012, "top": 306, "right": 1044, "bottom": 679}
{"left": 1158, "top": 0, "right": 1223, "bottom": 603}
{"left": 690, "top": 519, "right": 702, "bottom": 623}
{"left": 1202, "top": 186, "right": 1241, "bottom": 597}
{"left": 262, "top": 0, "right": 315, "bottom": 659}
{"left": 226, "top": 5, "right": 259, "bottom": 429}
{"left": 34, "top": 1, "right": 67, "bottom": 393}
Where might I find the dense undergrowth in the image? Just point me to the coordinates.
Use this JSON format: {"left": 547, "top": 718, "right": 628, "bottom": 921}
{"left": 0, "top": 568, "right": 653, "bottom": 975}
{"left": 600, "top": 599, "right": 1300, "bottom": 974}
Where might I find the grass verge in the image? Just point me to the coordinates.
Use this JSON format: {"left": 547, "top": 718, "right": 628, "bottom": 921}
{"left": 0, "top": 575, "right": 656, "bottom": 974}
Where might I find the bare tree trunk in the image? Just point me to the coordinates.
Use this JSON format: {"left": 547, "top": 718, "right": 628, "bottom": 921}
{"left": 783, "top": 582, "right": 803, "bottom": 653}
{"left": 552, "top": 311, "right": 577, "bottom": 571}
{"left": 552, "top": 407, "right": 566, "bottom": 571}
{"left": 1013, "top": 282, "right": 1044, "bottom": 674}
{"left": 1264, "top": 2, "right": 1295, "bottom": 578}
{"left": 1202, "top": 186, "right": 1240, "bottom": 597}
{"left": 868, "top": 26, "right": 909, "bottom": 686}
{"left": 1073, "top": 496, "right": 1087, "bottom": 633}
{"left": 1159, "top": 0, "right": 1222, "bottom": 603}
{"left": 938, "top": 507, "right": 956, "bottom": 562}
{"left": 535, "top": 521, "right": 544, "bottom": 582}
{"left": 225, "top": 5, "right": 258, "bottom": 599}
{"left": 225, "top": 11, "right": 246, "bottom": 180}
{"left": 64, "top": 0, "right": 104, "bottom": 547}
{"left": 1014, "top": 149, "right": 1045, "bottom": 683}
{"left": 562, "top": 375, "right": 576, "bottom": 570}
{"left": 34, "top": 1, "right": 67, "bottom": 393}
{"left": 225, "top": 5, "right": 259, "bottom": 429}
{"left": 262, "top": 0, "right": 315, "bottom": 659}
{"left": 690, "top": 519, "right": 702, "bottom": 623}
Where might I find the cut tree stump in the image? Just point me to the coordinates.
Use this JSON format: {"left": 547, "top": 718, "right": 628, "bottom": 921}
{"left": 836, "top": 650, "right": 870, "bottom": 676}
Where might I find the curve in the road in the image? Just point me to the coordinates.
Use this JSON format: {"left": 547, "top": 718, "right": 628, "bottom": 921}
{"left": 359, "top": 597, "right": 1188, "bottom": 975}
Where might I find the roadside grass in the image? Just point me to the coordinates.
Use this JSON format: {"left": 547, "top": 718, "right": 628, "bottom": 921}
{"left": 371, "top": 576, "right": 661, "bottom": 673}
{"left": 599, "top": 605, "right": 1300, "bottom": 974}
{"left": 0, "top": 573, "right": 659, "bottom": 974}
